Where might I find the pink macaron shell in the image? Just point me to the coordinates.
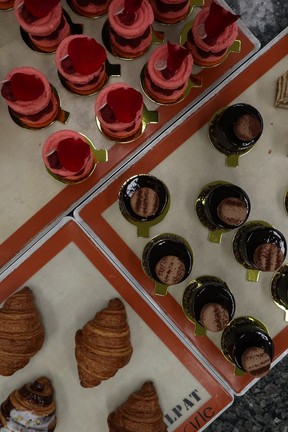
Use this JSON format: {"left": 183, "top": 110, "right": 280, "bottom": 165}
{"left": 30, "top": 14, "right": 71, "bottom": 50}
{"left": 42, "top": 130, "right": 95, "bottom": 180}
{"left": 108, "top": 0, "right": 154, "bottom": 38}
{"left": 192, "top": 7, "right": 238, "bottom": 54}
{"left": 95, "top": 82, "right": 143, "bottom": 137}
{"left": 55, "top": 35, "right": 106, "bottom": 85}
{"left": 151, "top": 0, "right": 190, "bottom": 21}
{"left": 70, "top": 0, "right": 111, "bottom": 16}
{"left": 14, "top": 0, "right": 62, "bottom": 36}
{"left": 2, "top": 67, "right": 52, "bottom": 116}
{"left": 146, "top": 44, "right": 193, "bottom": 90}
{"left": 109, "top": 29, "right": 152, "bottom": 57}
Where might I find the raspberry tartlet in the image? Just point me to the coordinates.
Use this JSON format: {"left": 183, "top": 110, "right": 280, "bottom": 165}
{"left": 108, "top": 0, "right": 154, "bottom": 59}
{"left": 144, "top": 41, "right": 193, "bottom": 104}
{"left": 95, "top": 82, "right": 143, "bottom": 141}
{"left": 42, "top": 130, "right": 100, "bottom": 183}
{"left": 56, "top": 35, "right": 108, "bottom": 95}
{"left": 185, "top": 0, "right": 240, "bottom": 67}
{"left": 1, "top": 66, "right": 59, "bottom": 129}
{"left": 14, "top": 0, "right": 71, "bottom": 52}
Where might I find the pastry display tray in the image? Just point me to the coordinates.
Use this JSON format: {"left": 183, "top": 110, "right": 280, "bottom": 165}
{"left": 75, "top": 30, "right": 288, "bottom": 395}
{"left": 0, "top": 0, "right": 259, "bottom": 270}
{"left": 0, "top": 218, "right": 233, "bottom": 432}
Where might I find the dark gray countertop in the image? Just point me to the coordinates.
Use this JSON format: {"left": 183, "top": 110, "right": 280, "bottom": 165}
{"left": 205, "top": 2, "right": 288, "bottom": 431}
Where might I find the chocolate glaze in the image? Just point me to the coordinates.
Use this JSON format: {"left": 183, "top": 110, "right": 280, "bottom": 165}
{"left": 221, "top": 317, "right": 274, "bottom": 375}
{"left": 210, "top": 103, "right": 263, "bottom": 154}
{"left": 235, "top": 223, "right": 286, "bottom": 271}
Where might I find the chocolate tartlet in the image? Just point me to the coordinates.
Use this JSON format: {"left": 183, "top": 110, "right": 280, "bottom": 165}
{"left": 271, "top": 264, "right": 288, "bottom": 321}
{"left": 221, "top": 316, "right": 274, "bottom": 377}
{"left": 142, "top": 233, "right": 193, "bottom": 295}
{"left": 233, "top": 221, "right": 287, "bottom": 280}
{"left": 209, "top": 103, "right": 263, "bottom": 166}
{"left": 196, "top": 181, "right": 250, "bottom": 242}
{"left": 118, "top": 174, "right": 170, "bottom": 237}
{"left": 182, "top": 275, "right": 235, "bottom": 335}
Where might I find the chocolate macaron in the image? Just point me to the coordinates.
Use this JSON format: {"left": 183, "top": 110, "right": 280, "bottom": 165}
{"left": 241, "top": 346, "right": 271, "bottom": 377}
{"left": 155, "top": 255, "right": 186, "bottom": 285}
{"left": 130, "top": 187, "right": 160, "bottom": 218}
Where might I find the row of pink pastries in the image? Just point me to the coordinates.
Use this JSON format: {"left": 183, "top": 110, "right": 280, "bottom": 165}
{"left": 7, "top": 0, "right": 240, "bottom": 67}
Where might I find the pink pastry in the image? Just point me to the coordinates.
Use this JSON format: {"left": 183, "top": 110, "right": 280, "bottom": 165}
{"left": 14, "top": 0, "right": 71, "bottom": 52}
{"left": 108, "top": 0, "right": 154, "bottom": 58}
{"left": 69, "top": 0, "right": 112, "bottom": 18}
{"left": 56, "top": 35, "right": 108, "bottom": 95}
{"left": 42, "top": 130, "right": 96, "bottom": 182}
{"left": 150, "top": 0, "right": 190, "bottom": 24}
{"left": 186, "top": 0, "right": 240, "bottom": 67}
{"left": 144, "top": 41, "right": 193, "bottom": 104}
{"left": 95, "top": 82, "right": 143, "bottom": 141}
{"left": 0, "top": 0, "right": 14, "bottom": 10}
{"left": 1, "top": 66, "right": 59, "bottom": 128}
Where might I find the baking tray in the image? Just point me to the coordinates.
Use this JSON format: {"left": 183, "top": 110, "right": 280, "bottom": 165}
{"left": 0, "top": 0, "right": 259, "bottom": 270}
{"left": 74, "top": 30, "right": 288, "bottom": 395}
{"left": 0, "top": 217, "right": 233, "bottom": 432}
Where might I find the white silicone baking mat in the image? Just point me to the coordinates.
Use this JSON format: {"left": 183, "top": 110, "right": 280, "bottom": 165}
{"left": 74, "top": 30, "right": 288, "bottom": 395}
{"left": 0, "top": 0, "right": 259, "bottom": 270}
{"left": 0, "top": 218, "right": 233, "bottom": 432}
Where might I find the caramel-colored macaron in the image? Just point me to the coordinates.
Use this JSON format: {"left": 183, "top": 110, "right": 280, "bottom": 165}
{"left": 199, "top": 303, "right": 230, "bottom": 332}
{"left": 253, "top": 243, "right": 285, "bottom": 272}
{"left": 241, "top": 346, "right": 271, "bottom": 377}
{"left": 234, "top": 114, "right": 261, "bottom": 141}
{"left": 155, "top": 255, "right": 186, "bottom": 285}
{"left": 130, "top": 187, "right": 160, "bottom": 218}
{"left": 217, "top": 197, "right": 248, "bottom": 226}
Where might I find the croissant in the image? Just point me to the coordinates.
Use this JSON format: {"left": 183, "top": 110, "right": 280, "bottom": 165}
{"left": 108, "top": 381, "right": 168, "bottom": 432}
{"left": 0, "top": 286, "right": 45, "bottom": 376}
{"left": 75, "top": 298, "right": 133, "bottom": 387}
{"left": 0, "top": 376, "right": 57, "bottom": 431}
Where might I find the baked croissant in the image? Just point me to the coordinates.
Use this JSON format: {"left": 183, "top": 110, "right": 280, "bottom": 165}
{"left": 75, "top": 298, "right": 133, "bottom": 387}
{"left": 0, "top": 376, "right": 57, "bottom": 431}
{"left": 108, "top": 381, "right": 168, "bottom": 432}
{"left": 0, "top": 286, "right": 45, "bottom": 376}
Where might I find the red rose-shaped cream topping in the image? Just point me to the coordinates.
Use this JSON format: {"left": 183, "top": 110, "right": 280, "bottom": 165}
{"left": 10, "top": 72, "right": 45, "bottom": 101}
{"left": 106, "top": 87, "right": 143, "bottom": 123}
{"left": 67, "top": 38, "right": 107, "bottom": 75}
{"left": 204, "top": 0, "right": 240, "bottom": 44}
{"left": 57, "top": 137, "right": 91, "bottom": 172}
{"left": 167, "top": 41, "right": 190, "bottom": 74}
{"left": 23, "top": 0, "right": 60, "bottom": 18}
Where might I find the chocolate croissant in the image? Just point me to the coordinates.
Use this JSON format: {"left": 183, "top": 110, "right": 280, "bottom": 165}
{"left": 108, "top": 381, "right": 168, "bottom": 432}
{"left": 0, "top": 376, "right": 56, "bottom": 431}
{"left": 0, "top": 286, "right": 45, "bottom": 376}
{"left": 75, "top": 298, "right": 133, "bottom": 387}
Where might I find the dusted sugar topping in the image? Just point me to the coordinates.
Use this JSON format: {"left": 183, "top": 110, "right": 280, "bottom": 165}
{"left": 217, "top": 197, "right": 248, "bottom": 227}
{"left": 14, "top": 0, "right": 62, "bottom": 36}
{"left": 1, "top": 66, "right": 52, "bottom": 115}
{"left": 56, "top": 35, "right": 107, "bottom": 83}
{"left": 253, "top": 243, "right": 285, "bottom": 272}
{"left": 108, "top": 0, "right": 154, "bottom": 38}
{"left": 155, "top": 255, "right": 186, "bottom": 285}
{"left": 241, "top": 346, "right": 271, "bottom": 377}
{"left": 199, "top": 302, "right": 230, "bottom": 332}
{"left": 192, "top": 1, "right": 239, "bottom": 53}
{"left": 42, "top": 130, "right": 94, "bottom": 179}
{"left": 130, "top": 187, "right": 160, "bottom": 217}
{"left": 147, "top": 42, "right": 193, "bottom": 90}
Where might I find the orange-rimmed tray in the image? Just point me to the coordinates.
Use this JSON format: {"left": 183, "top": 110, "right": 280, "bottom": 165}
{"left": 75, "top": 32, "right": 288, "bottom": 395}
{"left": 0, "top": 0, "right": 258, "bottom": 269}
{"left": 0, "top": 218, "right": 233, "bottom": 431}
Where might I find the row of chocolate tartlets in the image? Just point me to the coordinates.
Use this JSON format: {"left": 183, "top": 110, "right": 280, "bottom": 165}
{"left": 0, "top": 287, "right": 167, "bottom": 431}
{"left": 117, "top": 173, "right": 288, "bottom": 378}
